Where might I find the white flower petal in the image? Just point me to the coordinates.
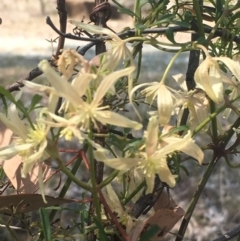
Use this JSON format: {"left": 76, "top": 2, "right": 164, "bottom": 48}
{"left": 94, "top": 150, "right": 139, "bottom": 171}
{"left": 157, "top": 159, "right": 176, "bottom": 188}
{"left": 96, "top": 111, "right": 142, "bottom": 130}
{"left": 194, "top": 57, "right": 224, "bottom": 103}
{"left": 0, "top": 143, "right": 33, "bottom": 159}
{"left": 157, "top": 84, "right": 174, "bottom": 125}
{"left": 106, "top": 184, "right": 123, "bottom": 215}
{"left": 216, "top": 57, "right": 240, "bottom": 81}
{"left": 69, "top": 21, "right": 122, "bottom": 41}
{"left": 146, "top": 116, "right": 158, "bottom": 157}
{"left": 0, "top": 114, "right": 26, "bottom": 141}
{"left": 38, "top": 60, "right": 82, "bottom": 106}
{"left": 93, "top": 67, "right": 135, "bottom": 105}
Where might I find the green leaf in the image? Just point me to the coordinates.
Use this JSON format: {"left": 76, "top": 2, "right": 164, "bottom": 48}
{"left": 180, "top": 165, "right": 189, "bottom": 176}
{"left": 0, "top": 86, "right": 16, "bottom": 103}
{"left": 197, "top": 36, "right": 207, "bottom": 45}
{"left": 153, "top": 14, "right": 175, "bottom": 26}
{"left": 0, "top": 86, "right": 28, "bottom": 116}
{"left": 28, "top": 94, "right": 43, "bottom": 113}
{"left": 139, "top": 225, "right": 160, "bottom": 241}
{"left": 135, "top": 23, "right": 147, "bottom": 30}
{"left": 161, "top": 125, "right": 189, "bottom": 138}
{"left": 215, "top": 0, "right": 223, "bottom": 20}
{"left": 118, "top": 7, "right": 139, "bottom": 18}
{"left": 93, "top": 217, "right": 110, "bottom": 241}
{"left": 40, "top": 208, "right": 51, "bottom": 241}
{"left": 227, "top": 11, "right": 240, "bottom": 27}
{"left": 172, "top": 20, "right": 191, "bottom": 28}
{"left": 112, "top": 0, "right": 139, "bottom": 19}
{"left": 0, "top": 94, "right": 8, "bottom": 115}
{"left": 165, "top": 29, "right": 176, "bottom": 43}
{"left": 139, "top": 0, "right": 149, "bottom": 8}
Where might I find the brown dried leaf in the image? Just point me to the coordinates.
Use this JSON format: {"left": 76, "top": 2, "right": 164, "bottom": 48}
{"left": 153, "top": 190, "right": 177, "bottom": 211}
{"left": 130, "top": 191, "right": 185, "bottom": 241}
{"left": 0, "top": 194, "right": 78, "bottom": 215}
{"left": 3, "top": 158, "right": 55, "bottom": 193}
{"left": 0, "top": 122, "right": 55, "bottom": 194}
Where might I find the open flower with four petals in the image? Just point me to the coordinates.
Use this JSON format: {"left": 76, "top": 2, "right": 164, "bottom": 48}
{"left": 94, "top": 116, "right": 203, "bottom": 193}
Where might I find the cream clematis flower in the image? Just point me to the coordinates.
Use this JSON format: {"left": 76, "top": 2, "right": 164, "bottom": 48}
{"left": 68, "top": 21, "right": 136, "bottom": 96}
{"left": 69, "top": 21, "right": 134, "bottom": 72}
{"left": 194, "top": 56, "right": 224, "bottom": 104}
{"left": 57, "top": 49, "right": 89, "bottom": 80}
{"left": 211, "top": 56, "right": 240, "bottom": 118}
{"left": 24, "top": 60, "right": 142, "bottom": 141}
{"left": 0, "top": 104, "right": 51, "bottom": 202}
{"left": 94, "top": 116, "right": 203, "bottom": 193}
{"left": 173, "top": 74, "right": 209, "bottom": 131}
{"left": 130, "top": 81, "right": 181, "bottom": 126}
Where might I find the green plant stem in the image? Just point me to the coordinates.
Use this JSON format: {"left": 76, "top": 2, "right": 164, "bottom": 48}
{"left": 193, "top": 1, "right": 205, "bottom": 38}
{"left": 122, "top": 180, "right": 146, "bottom": 205}
{"left": 161, "top": 48, "right": 186, "bottom": 84}
{"left": 134, "top": 0, "right": 141, "bottom": 25}
{"left": 176, "top": 101, "right": 240, "bottom": 241}
{"left": 175, "top": 155, "right": 219, "bottom": 241}
{"left": 97, "top": 170, "right": 119, "bottom": 189}
{"left": 222, "top": 117, "right": 240, "bottom": 145}
{"left": 206, "top": 9, "right": 228, "bottom": 43}
{"left": 55, "top": 157, "right": 92, "bottom": 192}
{"left": 210, "top": 100, "right": 218, "bottom": 143}
{"left": 124, "top": 37, "right": 146, "bottom": 42}
{"left": 193, "top": 95, "right": 240, "bottom": 135}
{"left": 88, "top": 132, "right": 102, "bottom": 222}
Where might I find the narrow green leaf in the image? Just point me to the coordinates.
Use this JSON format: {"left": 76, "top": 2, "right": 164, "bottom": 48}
{"left": 161, "top": 125, "right": 189, "bottom": 138}
{"left": 139, "top": 225, "right": 160, "bottom": 241}
{"left": 0, "top": 86, "right": 16, "bottom": 103}
{"left": 112, "top": 0, "right": 139, "bottom": 19}
{"left": 165, "top": 29, "right": 176, "bottom": 43}
{"left": 0, "top": 94, "right": 8, "bottom": 115}
{"left": 135, "top": 23, "right": 147, "bottom": 30}
{"left": 28, "top": 94, "right": 42, "bottom": 113}
{"left": 139, "top": 0, "right": 149, "bottom": 8}
{"left": 118, "top": 8, "right": 139, "bottom": 18}
{"left": 172, "top": 20, "right": 191, "bottom": 28}
{"left": 153, "top": 14, "right": 175, "bottom": 26}
{"left": 180, "top": 165, "right": 190, "bottom": 176}
{"left": 215, "top": 0, "right": 223, "bottom": 20}
{"left": 0, "top": 86, "right": 27, "bottom": 116}
{"left": 40, "top": 208, "right": 51, "bottom": 241}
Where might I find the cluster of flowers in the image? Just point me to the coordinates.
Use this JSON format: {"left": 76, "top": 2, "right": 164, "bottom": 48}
{"left": 1, "top": 22, "right": 240, "bottom": 204}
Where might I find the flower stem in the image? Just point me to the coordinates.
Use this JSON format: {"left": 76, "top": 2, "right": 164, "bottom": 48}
{"left": 175, "top": 155, "right": 219, "bottom": 241}
{"left": 206, "top": 7, "right": 228, "bottom": 44}
{"left": 122, "top": 180, "right": 145, "bottom": 205}
{"left": 55, "top": 157, "right": 92, "bottom": 192}
{"left": 193, "top": 95, "right": 240, "bottom": 135}
{"left": 210, "top": 100, "right": 218, "bottom": 143}
{"left": 161, "top": 48, "right": 185, "bottom": 84}
{"left": 124, "top": 37, "right": 146, "bottom": 43}
{"left": 97, "top": 170, "right": 119, "bottom": 189}
{"left": 193, "top": 1, "right": 205, "bottom": 38}
{"left": 134, "top": 0, "right": 141, "bottom": 25}
{"left": 88, "top": 131, "right": 102, "bottom": 222}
